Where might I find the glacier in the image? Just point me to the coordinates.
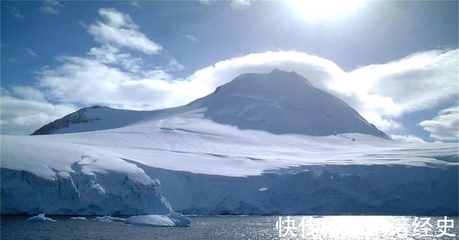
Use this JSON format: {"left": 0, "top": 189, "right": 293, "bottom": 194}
{"left": 2, "top": 124, "right": 457, "bottom": 216}
{"left": 1, "top": 70, "right": 458, "bottom": 216}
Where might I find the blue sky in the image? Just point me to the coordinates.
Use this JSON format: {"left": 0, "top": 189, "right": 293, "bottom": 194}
{"left": 1, "top": 0, "right": 458, "bottom": 142}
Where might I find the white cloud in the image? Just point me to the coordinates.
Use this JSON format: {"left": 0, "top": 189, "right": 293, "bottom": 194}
{"left": 360, "top": 112, "right": 402, "bottom": 132}
{"left": 22, "top": 48, "right": 38, "bottom": 57}
{"left": 130, "top": 1, "right": 140, "bottom": 8}
{"left": 230, "top": 0, "right": 251, "bottom": 9}
{"left": 188, "top": 51, "right": 344, "bottom": 91}
{"left": 329, "top": 49, "right": 458, "bottom": 131}
{"left": 10, "top": 7, "right": 25, "bottom": 19}
{"left": 38, "top": 56, "right": 135, "bottom": 106}
{"left": 390, "top": 134, "right": 426, "bottom": 143}
{"left": 36, "top": 55, "right": 196, "bottom": 110}
{"left": 0, "top": 90, "right": 76, "bottom": 135}
{"left": 419, "top": 106, "right": 459, "bottom": 141}
{"left": 24, "top": 8, "right": 188, "bottom": 112}
{"left": 98, "top": 8, "right": 137, "bottom": 29}
{"left": 198, "top": 0, "right": 250, "bottom": 9}
{"left": 88, "top": 45, "right": 142, "bottom": 73}
{"left": 40, "top": 0, "right": 64, "bottom": 15}
{"left": 168, "top": 58, "right": 185, "bottom": 71}
{"left": 198, "top": 0, "right": 214, "bottom": 5}
{"left": 347, "top": 50, "right": 458, "bottom": 113}
{"left": 184, "top": 35, "right": 198, "bottom": 42}
{"left": 14, "top": 12, "right": 25, "bottom": 19}
{"left": 11, "top": 86, "right": 47, "bottom": 102}
{"left": 88, "top": 8, "right": 162, "bottom": 54}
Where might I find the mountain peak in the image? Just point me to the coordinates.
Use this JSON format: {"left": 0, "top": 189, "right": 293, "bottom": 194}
{"left": 270, "top": 68, "right": 290, "bottom": 75}
{"left": 210, "top": 69, "right": 313, "bottom": 99}
{"left": 270, "top": 69, "right": 313, "bottom": 85}
{"left": 185, "top": 70, "right": 390, "bottom": 138}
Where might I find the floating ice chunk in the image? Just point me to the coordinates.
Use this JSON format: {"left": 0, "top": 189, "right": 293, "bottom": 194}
{"left": 125, "top": 212, "right": 191, "bottom": 227}
{"left": 126, "top": 215, "right": 175, "bottom": 227}
{"left": 93, "top": 215, "right": 125, "bottom": 222}
{"left": 70, "top": 217, "right": 87, "bottom": 220}
{"left": 26, "top": 214, "right": 56, "bottom": 222}
{"left": 259, "top": 187, "right": 269, "bottom": 191}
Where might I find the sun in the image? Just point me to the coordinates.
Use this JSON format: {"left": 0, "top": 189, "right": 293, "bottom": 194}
{"left": 290, "top": 0, "right": 364, "bottom": 21}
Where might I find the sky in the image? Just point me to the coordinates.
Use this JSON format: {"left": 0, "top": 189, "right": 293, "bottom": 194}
{"left": 1, "top": 0, "right": 458, "bottom": 143}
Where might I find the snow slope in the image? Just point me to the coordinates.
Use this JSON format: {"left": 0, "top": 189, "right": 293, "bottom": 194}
{"left": 2, "top": 70, "right": 457, "bottom": 215}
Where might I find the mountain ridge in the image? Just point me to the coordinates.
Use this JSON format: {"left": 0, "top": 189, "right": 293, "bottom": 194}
{"left": 32, "top": 69, "right": 390, "bottom": 139}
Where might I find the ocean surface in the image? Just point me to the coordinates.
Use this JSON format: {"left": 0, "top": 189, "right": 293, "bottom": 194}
{"left": 1, "top": 215, "right": 458, "bottom": 240}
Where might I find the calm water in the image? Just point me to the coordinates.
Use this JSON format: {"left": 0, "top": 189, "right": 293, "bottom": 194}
{"left": 1, "top": 215, "right": 458, "bottom": 240}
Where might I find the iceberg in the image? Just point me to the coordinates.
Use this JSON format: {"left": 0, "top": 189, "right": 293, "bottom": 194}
{"left": 70, "top": 217, "right": 87, "bottom": 220}
{"left": 125, "top": 213, "right": 191, "bottom": 227}
{"left": 26, "top": 214, "right": 56, "bottom": 222}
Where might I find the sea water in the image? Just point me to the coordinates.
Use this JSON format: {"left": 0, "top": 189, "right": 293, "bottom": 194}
{"left": 1, "top": 215, "right": 458, "bottom": 240}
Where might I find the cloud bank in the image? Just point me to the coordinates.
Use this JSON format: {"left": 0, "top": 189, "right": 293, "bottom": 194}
{"left": 419, "top": 106, "right": 459, "bottom": 141}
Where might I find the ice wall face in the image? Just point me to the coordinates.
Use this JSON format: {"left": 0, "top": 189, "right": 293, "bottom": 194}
{"left": 1, "top": 137, "right": 173, "bottom": 215}
{"left": 143, "top": 164, "right": 458, "bottom": 216}
{"left": 1, "top": 166, "right": 172, "bottom": 215}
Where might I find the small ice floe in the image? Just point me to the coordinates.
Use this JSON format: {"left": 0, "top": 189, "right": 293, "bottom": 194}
{"left": 93, "top": 215, "right": 126, "bottom": 222}
{"left": 70, "top": 217, "right": 87, "bottom": 220}
{"left": 258, "top": 187, "right": 269, "bottom": 192}
{"left": 26, "top": 214, "right": 56, "bottom": 222}
{"left": 125, "top": 212, "right": 191, "bottom": 227}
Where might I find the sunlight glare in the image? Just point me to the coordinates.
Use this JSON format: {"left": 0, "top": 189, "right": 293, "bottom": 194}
{"left": 290, "top": 0, "right": 364, "bottom": 21}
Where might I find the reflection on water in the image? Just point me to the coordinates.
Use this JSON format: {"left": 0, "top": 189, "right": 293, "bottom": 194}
{"left": 1, "top": 215, "right": 458, "bottom": 240}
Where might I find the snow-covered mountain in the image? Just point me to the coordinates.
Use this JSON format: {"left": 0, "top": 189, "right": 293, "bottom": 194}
{"left": 31, "top": 69, "right": 389, "bottom": 139}
{"left": 2, "top": 70, "right": 457, "bottom": 216}
{"left": 31, "top": 105, "right": 155, "bottom": 135}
